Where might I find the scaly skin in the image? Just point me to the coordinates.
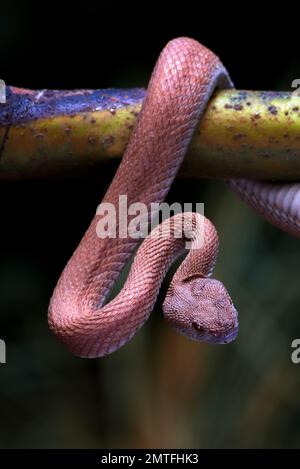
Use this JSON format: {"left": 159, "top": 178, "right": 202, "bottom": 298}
{"left": 49, "top": 37, "right": 299, "bottom": 358}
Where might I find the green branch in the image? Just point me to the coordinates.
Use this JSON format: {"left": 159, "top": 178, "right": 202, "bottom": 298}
{"left": 1, "top": 87, "right": 300, "bottom": 180}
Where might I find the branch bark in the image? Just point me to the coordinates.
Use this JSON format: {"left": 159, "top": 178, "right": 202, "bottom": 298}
{"left": 1, "top": 86, "right": 300, "bottom": 180}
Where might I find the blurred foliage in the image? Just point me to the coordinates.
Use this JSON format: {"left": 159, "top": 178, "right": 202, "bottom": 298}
{"left": 1, "top": 3, "right": 300, "bottom": 450}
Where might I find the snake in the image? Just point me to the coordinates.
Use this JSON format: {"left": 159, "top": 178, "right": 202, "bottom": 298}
{"left": 48, "top": 37, "right": 300, "bottom": 358}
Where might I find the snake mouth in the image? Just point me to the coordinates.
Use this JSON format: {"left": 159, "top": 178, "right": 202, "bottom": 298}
{"left": 191, "top": 314, "right": 239, "bottom": 344}
{"left": 222, "top": 322, "right": 239, "bottom": 344}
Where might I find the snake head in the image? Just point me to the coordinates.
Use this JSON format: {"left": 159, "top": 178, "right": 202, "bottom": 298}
{"left": 163, "top": 276, "right": 238, "bottom": 344}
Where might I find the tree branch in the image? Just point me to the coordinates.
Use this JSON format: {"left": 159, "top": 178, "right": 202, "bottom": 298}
{"left": 1, "top": 86, "right": 300, "bottom": 180}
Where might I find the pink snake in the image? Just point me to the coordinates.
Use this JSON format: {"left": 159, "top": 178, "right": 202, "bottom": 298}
{"left": 48, "top": 38, "right": 300, "bottom": 358}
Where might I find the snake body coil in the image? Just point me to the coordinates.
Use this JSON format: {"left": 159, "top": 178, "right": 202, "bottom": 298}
{"left": 49, "top": 38, "right": 300, "bottom": 358}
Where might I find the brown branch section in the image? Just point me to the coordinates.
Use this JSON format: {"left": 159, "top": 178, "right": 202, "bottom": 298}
{"left": 0, "top": 87, "right": 300, "bottom": 180}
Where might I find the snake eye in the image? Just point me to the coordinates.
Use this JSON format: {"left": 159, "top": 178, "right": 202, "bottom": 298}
{"left": 191, "top": 321, "right": 205, "bottom": 332}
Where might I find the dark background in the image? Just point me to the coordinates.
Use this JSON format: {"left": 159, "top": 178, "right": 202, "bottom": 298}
{"left": 1, "top": 2, "right": 300, "bottom": 448}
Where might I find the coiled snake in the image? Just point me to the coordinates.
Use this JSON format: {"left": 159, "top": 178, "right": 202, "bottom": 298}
{"left": 49, "top": 38, "right": 299, "bottom": 358}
